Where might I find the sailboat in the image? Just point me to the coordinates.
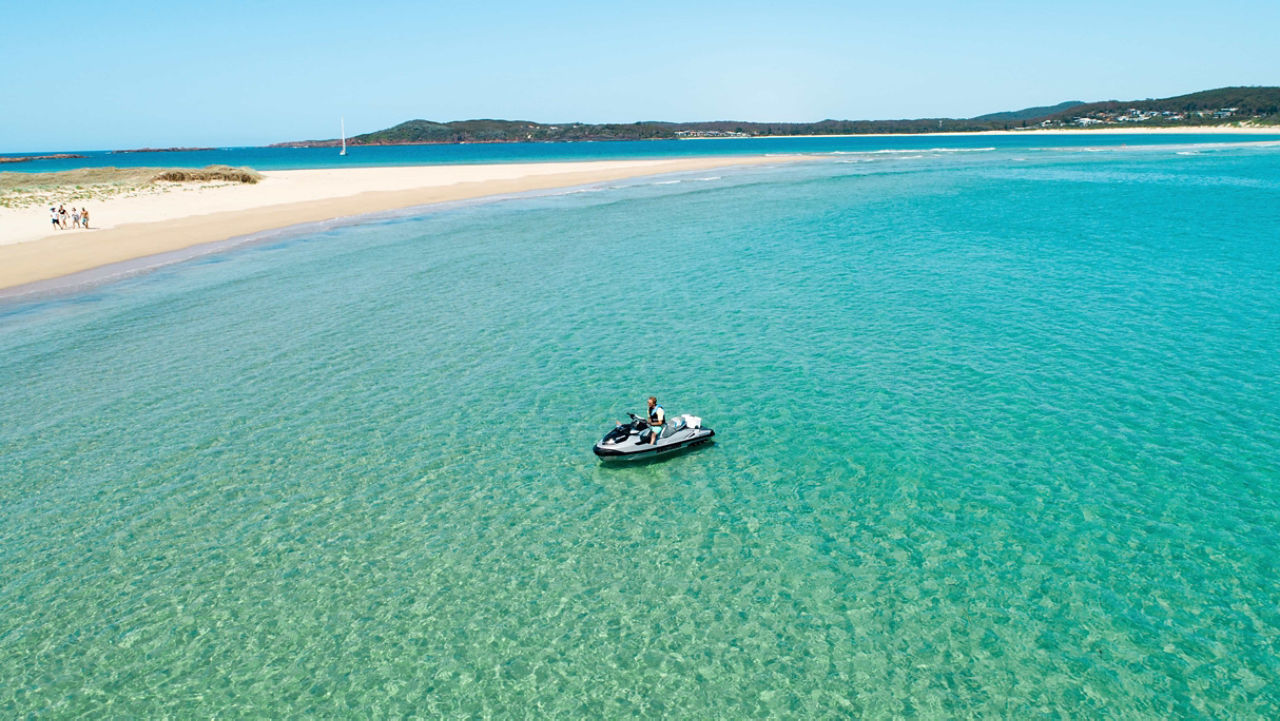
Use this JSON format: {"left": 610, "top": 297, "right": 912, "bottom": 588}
{"left": 339, "top": 117, "right": 347, "bottom": 156}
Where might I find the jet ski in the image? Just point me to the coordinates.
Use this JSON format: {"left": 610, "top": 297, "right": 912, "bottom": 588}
{"left": 593, "top": 412, "right": 715, "bottom": 462}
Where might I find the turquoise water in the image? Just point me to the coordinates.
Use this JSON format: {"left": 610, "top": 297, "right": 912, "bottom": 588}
{"left": 7, "top": 132, "right": 1280, "bottom": 172}
{"left": 2, "top": 142, "right": 1279, "bottom": 717}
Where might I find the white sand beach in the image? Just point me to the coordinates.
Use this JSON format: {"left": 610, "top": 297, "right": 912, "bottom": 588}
{"left": 676, "top": 125, "right": 1280, "bottom": 141}
{"left": 954, "top": 125, "right": 1280, "bottom": 137}
{"left": 0, "top": 156, "right": 791, "bottom": 292}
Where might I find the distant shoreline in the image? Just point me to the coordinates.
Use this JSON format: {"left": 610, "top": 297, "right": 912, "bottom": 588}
{"left": 4, "top": 128, "right": 1278, "bottom": 295}
{"left": 0, "top": 153, "right": 88, "bottom": 164}
{"left": 677, "top": 125, "right": 1280, "bottom": 140}
{"left": 0, "top": 156, "right": 797, "bottom": 296}
{"left": 271, "top": 124, "right": 1280, "bottom": 149}
{"left": 5, "top": 125, "right": 1278, "bottom": 158}
{"left": 110, "top": 147, "right": 218, "bottom": 154}
{"left": 285, "top": 88, "right": 1280, "bottom": 146}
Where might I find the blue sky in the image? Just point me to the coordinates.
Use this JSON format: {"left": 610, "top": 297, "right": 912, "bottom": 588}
{"left": 3, "top": 0, "right": 1277, "bottom": 151}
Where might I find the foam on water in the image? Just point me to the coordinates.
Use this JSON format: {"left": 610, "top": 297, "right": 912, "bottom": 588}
{"left": 2, "top": 144, "right": 1279, "bottom": 716}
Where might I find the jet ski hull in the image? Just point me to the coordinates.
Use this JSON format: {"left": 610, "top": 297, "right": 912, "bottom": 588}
{"left": 593, "top": 427, "right": 715, "bottom": 462}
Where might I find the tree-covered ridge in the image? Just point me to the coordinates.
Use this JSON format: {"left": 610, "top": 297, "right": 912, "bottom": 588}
{"left": 1048, "top": 87, "right": 1280, "bottom": 119}
{"left": 270, "top": 87, "right": 1280, "bottom": 147}
{"left": 1039, "top": 86, "right": 1280, "bottom": 126}
{"left": 352, "top": 119, "right": 678, "bottom": 143}
{"left": 971, "top": 101, "right": 1086, "bottom": 123}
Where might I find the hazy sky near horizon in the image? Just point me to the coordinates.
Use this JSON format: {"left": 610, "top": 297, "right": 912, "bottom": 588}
{"left": 4, "top": 0, "right": 1277, "bottom": 151}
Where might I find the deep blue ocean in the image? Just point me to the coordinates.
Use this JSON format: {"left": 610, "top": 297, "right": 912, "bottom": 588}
{"left": 2, "top": 136, "right": 1278, "bottom": 716}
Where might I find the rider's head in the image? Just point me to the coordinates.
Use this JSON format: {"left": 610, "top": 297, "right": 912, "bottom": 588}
{"left": 648, "top": 396, "right": 657, "bottom": 407}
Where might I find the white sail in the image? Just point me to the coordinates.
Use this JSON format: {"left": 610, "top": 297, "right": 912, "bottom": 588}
{"left": 340, "top": 117, "right": 347, "bottom": 156}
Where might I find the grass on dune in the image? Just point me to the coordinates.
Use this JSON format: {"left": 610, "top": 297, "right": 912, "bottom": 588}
{"left": 0, "top": 165, "right": 261, "bottom": 209}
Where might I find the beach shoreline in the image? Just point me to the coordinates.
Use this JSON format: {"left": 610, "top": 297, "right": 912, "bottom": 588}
{"left": 4, "top": 126, "right": 1277, "bottom": 296}
{"left": 676, "top": 125, "right": 1280, "bottom": 140}
{"left": 0, "top": 156, "right": 795, "bottom": 295}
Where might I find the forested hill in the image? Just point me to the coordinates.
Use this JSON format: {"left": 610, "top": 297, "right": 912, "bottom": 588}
{"left": 971, "top": 101, "right": 1085, "bottom": 122}
{"left": 270, "top": 87, "right": 1280, "bottom": 147}
{"left": 1038, "top": 86, "right": 1280, "bottom": 125}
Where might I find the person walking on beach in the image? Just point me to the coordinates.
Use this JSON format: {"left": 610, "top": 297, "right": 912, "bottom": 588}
{"left": 50, "top": 207, "right": 61, "bottom": 230}
{"left": 81, "top": 207, "right": 90, "bottom": 229}
{"left": 72, "top": 207, "right": 81, "bottom": 229}
{"left": 645, "top": 396, "right": 665, "bottom": 444}
{"left": 58, "top": 205, "right": 68, "bottom": 229}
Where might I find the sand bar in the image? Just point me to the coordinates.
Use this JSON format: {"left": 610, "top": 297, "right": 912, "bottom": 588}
{"left": 0, "top": 156, "right": 792, "bottom": 293}
{"left": 677, "top": 125, "right": 1280, "bottom": 141}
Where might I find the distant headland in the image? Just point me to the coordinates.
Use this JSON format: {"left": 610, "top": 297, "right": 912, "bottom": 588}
{"left": 109, "top": 147, "right": 218, "bottom": 154}
{"left": 271, "top": 87, "right": 1280, "bottom": 148}
{"left": 0, "top": 154, "right": 87, "bottom": 164}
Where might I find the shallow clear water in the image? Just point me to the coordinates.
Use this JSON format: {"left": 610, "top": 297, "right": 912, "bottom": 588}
{"left": 2, "top": 143, "right": 1279, "bottom": 717}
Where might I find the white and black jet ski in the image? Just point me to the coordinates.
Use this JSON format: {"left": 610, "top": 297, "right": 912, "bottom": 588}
{"left": 593, "top": 412, "right": 715, "bottom": 462}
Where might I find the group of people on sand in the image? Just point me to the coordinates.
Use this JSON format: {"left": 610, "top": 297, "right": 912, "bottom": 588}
{"left": 50, "top": 204, "right": 90, "bottom": 230}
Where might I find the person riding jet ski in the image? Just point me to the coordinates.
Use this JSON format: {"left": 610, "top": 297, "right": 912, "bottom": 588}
{"left": 593, "top": 396, "right": 715, "bottom": 462}
{"left": 645, "top": 396, "right": 665, "bottom": 444}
